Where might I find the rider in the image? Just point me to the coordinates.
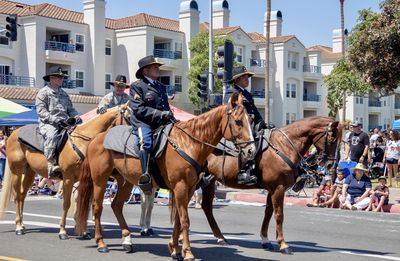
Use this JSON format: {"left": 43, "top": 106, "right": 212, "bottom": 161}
{"left": 97, "top": 75, "right": 130, "bottom": 114}
{"left": 36, "top": 66, "right": 82, "bottom": 179}
{"left": 129, "top": 55, "right": 175, "bottom": 192}
{"left": 224, "top": 66, "right": 273, "bottom": 186}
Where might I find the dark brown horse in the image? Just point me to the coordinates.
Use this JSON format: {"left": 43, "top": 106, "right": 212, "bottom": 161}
{"left": 0, "top": 105, "right": 130, "bottom": 239}
{"left": 201, "top": 117, "right": 343, "bottom": 254}
{"left": 75, "top": 94, "right": 256, "bottom": 260}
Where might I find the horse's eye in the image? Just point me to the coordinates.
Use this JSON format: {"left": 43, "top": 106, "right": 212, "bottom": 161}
{"left": 235, "top": 120, "right": 243, "bottom": 127}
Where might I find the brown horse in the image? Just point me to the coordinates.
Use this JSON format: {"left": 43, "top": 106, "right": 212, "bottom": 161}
{"left": 0, "top": 105, "right": 130, "bottom": 239}
{"left": 75, "top": 94, "right": 256, "bottom": 260}
{"left": 201, "top": 117, "right": 343, "bottom": 254}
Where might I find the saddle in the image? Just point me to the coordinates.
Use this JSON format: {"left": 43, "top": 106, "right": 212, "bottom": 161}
{"left": 18, "top": 124, "right": 68, "bottom": 164}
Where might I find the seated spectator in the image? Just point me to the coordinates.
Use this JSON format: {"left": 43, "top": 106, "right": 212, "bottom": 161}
{"left": 321, "top": 169, "right": 345, "bottom": 208}
{"left": 366, "top": 176, "right": 390, "bottom": 212}
{"left": 307, "top": 176, "right": 332, "bottom": 207}
{"left": 340, "top": 163, "right": 372, "bottom": 210}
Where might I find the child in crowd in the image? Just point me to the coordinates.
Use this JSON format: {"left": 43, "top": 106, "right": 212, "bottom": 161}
{"left": 366, "top": 176, "right": 390, "bottom": 212}
{"left": 307, "top": 176, "right": 332, "bottom": 207}
{"left": 321, "top": 169, "right": 345, "bottom": 208}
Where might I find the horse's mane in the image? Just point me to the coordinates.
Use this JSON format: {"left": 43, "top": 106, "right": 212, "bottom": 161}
{"left": 280, "top": 116, "right": 334, "bottom": 134}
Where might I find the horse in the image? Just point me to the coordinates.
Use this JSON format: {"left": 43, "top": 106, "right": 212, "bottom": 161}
{"left": 0, "top": 104, "right": 130, "bottom": 239}
{"left": 75, "top": 93, "right": 256, "bottom": 260}
{"left": 200, "top": 117, "right": 344, "bottom": 254}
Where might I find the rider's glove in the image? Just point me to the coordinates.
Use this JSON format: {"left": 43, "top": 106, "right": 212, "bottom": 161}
{"left": 97, "top": 107, "right": 107, "bottom": 114}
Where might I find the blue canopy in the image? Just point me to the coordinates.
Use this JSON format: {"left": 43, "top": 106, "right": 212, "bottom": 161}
{"left": 0, "top": 109, "right": 38, "bottom": 126}
{"left": 393, "top": 119, "right": 400, "bottom": 130}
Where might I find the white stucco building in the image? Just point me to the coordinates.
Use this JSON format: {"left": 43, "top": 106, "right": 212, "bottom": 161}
{"left": 0, "top": 0, "right": 398, "bottom": 128}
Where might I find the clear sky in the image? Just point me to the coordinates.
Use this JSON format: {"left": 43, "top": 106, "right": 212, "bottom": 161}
{"left": 21, "top": 0, "right": 381, "bottom": 47}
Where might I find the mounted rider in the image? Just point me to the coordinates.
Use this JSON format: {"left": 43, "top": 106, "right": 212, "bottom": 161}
{"left": 36, "top": 66, "right": 82, "bottom": 179}
{"left": 97, "top": 75, "right": 130, "bottom": 114}
{"left": 224, "top": 66, "right": 273, "bottom": 185}
{"left": 129, "top": 55, "right": 175, "bottom": 192}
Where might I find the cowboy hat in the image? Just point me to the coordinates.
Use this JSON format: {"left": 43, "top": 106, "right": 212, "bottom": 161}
{"left": 350, "top": 121, "right": 361, "bottom": 127}
{"left": 135, "top": 55, "right": 164, "bottom": 79}
{"left": 109, "top": 74, "right": 130, "bottom": 88}
{"left": 352, "top": 163, "right": 368, "bottom": 172}
{"left": 43, "top": 66, "right": 67, "bottom": 82}
{"left": 227, "top": 66, "right": 255, "bottom": 84}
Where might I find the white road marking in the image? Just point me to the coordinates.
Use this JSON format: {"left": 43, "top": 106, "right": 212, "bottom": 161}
{"left": 2, "top": 211, "right": 400, "bottom": 261}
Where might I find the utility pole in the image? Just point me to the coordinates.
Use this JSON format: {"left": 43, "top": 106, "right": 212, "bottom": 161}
{"left": 264, "top": 0, "right": 271, "bottom": 123}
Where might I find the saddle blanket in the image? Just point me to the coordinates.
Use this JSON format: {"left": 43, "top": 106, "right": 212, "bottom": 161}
{"left": 103, "top": 124, "right": 173, "bottom": 159}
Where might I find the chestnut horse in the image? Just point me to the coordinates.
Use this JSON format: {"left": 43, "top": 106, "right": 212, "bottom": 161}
{"left": 75, "top": 94, "right": 256, "bottom": 260}
{"left": 0, "top": 105, "right": 130, "bottom": 239}
{"left": 201, "top": 117, "right": 343, "bottom": 254}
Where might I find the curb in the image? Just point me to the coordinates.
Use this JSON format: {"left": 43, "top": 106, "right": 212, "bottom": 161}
{"left": 219, "top": 191, "right": 400, "bottom": 214}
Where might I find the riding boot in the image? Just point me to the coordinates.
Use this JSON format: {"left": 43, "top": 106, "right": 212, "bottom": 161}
{"left": 47, "top": 159, "right": 62, "bottom": 179}
{"left": 138, "top": 150, "right": 152, "bottom": 192}
{"left": 237, "top": 160, "right": 257, "bottom": 186}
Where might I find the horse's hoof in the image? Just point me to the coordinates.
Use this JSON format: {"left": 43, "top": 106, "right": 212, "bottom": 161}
{"left": 97, "top": 247, "right": 109, "bottom": 253}
{"left": 82, "top": 231, "right": 92, "bottom": 240}
{"left": 58, "top": 233, "right": 69, "bottom": 240}
{"left": 175, "top": 253, "right": 184, "bottom": 261}
{"left": 280, "top": 247, "right": 293, "bottom": 255}
{"left": 147, "top": 228, "right": 154, "bottom": 236}
{"left": 140, "top": 229, "right": 148, "bottom": 236}
{"left": 15, "top": 229, "right": 25, "bottom": 235}
{"left": 122, "top": 244, "right": 134, "bottom": 253}
{"left": 183, "top": 257, "right": 195, "bottom": 261}
{"left": 217, "top": 238, "right": 228, "bottom": 245}
{"left": 262, "top": 242, "right": 274, "bottom": 251}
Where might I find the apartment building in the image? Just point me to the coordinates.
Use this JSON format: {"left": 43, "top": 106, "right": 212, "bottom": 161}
{"left": 0, "top": 0, "right": 397, "bottom": 128}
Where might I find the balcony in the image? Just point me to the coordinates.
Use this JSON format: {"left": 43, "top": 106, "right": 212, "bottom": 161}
{"left": 45, "top": 41, "right": 75, "bottom": 53}
{"left": 0, "top": 74, "right": 35, "bottom": 87}
{"left": 153, "top": 49, "right": 182, "bottom": 60}
{"left": 303, "top": 94, "right": 321, "bottom": 102}
{"left": 368, "top": 100, "right": 382, "bottom": 107}
{"left": 252, "top": 90, "right": 265, "bottom": 98}
{"left": 303, "top": 65, "right": 321, "bottom": 73}
{"left": 249, "top": 58, "right": 267, "bottom": 67}
{"left": 43, "top": 79, "right": 77, "bottom": 89}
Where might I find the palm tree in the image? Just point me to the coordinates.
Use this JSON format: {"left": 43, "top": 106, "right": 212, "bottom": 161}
{"left": 340, "top": 0, "right": 346, "bottom": 121}
{"left": 265, "top": 0, "right": 271, "bottom": 123}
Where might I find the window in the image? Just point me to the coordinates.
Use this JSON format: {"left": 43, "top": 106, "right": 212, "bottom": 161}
{"left": 286, "top": 84, "right": 290, "bottom": 98}
{"left": 286, "top": 83, "right": 296, "bottom": 98}
{"left": 105, "top": 74, "right": 111, "bottom": 90}
{"left": 0, "top": 26, "right": 9, "bottom": 46}
{"left": 291, "top": 113, "right": 296, "bottom": 123}
{"left": 291, "top": 84, "right": 296, "bottom": 98}
{"left": 174, "top": 75, "right": 182, "bottom": 92}
{"left": 286, "top": 113, "right": 290, "bottom": 125}
{"left": 288, "top": 52, "right": 298, "bottom": 70}
{"left": 75, "top": 34, "right": 84, "bottom": 52}
{"left": 75, "top": 71, "right": 84, "bottom": 88}
{"left": 155, "top": 42, "right": 170, "bottom": 50}
{"left": 235, "top": 46, "right": 243, "bottom": 63}
{"left": 175, "top": 42, "right": 182, "bottom": 52}
{"left": 105, "top": 39, "right": 111, "bottom": 55}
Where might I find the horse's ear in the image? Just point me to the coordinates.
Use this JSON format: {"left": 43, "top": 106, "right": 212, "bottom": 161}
{"left": 330, "top": 121, "right": 339, "bottom": 129}
{"left": 229, "top": 92, "right": 239, "bottom": 108}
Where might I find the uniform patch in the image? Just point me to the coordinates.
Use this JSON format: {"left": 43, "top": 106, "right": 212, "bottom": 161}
{"left": 133, "top": 93, "right": 141, "bottom": 100}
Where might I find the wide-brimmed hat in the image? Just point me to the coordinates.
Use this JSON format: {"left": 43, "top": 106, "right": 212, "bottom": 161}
{"left": 378, "top": 176, "right": 387, "bottom": 182}
{"left": 43, "top": 66, "right": 67, "bottom": 81}
{"left": 352, "top": 163, "right": 368, "bottom": 172}
{"left": 110, "top": 75, "right": 130, "bottom": 88}
{"left": 228, "top": 66, "right": 255, "bottom": 84}
{"left": 135, "top": 55, "right": 164, "bottom": 79}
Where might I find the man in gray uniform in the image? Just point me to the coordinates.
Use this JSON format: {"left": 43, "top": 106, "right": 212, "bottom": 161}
{"left": 36, "top": 66, "right": 82, "bottom": 178}
{"left": 97, "top": 75, "right": 130, "bottom": 114}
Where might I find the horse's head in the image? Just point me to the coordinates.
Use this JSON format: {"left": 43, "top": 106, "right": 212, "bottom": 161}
{"left": 312, "top": 120, "right": 344, "bottom": 167}
{"left": 223, "top": 93, "right": 256, "bottom": 161}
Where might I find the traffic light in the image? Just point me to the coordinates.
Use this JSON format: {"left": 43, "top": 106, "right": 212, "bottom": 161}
{"left": 5, "top": 14, "right": 17, "bottom": 41}
{"left": 197, "top": 72, "right": 208, "bottom": 102}
{"left": 216, "top": 39, "right": 233, "bottom": 83}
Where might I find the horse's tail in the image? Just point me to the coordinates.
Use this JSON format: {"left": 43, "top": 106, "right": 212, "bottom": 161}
{"left": 75, "top": 158, "right": 93, "bottom": 235}
{"left": 0, "top": 159, "right": 13, "bottom": 219}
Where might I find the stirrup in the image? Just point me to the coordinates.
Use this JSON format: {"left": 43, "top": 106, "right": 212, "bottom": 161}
{"left": 138, "top": 174, "right": 152, "bottom": 192}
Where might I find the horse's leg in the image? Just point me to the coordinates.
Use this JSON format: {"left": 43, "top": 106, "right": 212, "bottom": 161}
{"left": 260, "top": 193, "right": 274, "bottom": 250}
{"left": 19, "top": 169, "right": 36, "bottom": 231}
{"left": 271, "top": 186, "right": 292, "bottom": 254}
{"left": 168, "top": 199, "right": 182, "bottom": 260}
{"left": 144, "top": 188, "right": 155, "bottom": 234}
{"left": 111, "top": 174, "right": 134, "bottom": 252}
{"left": 201, "top": 181, "right": 227, "bottom": 245}
{"left": 11, "top": 168, "right": 24, "bottom": 235}
{"left": 92, "top": 175, "right": 109, "bottom": 252}
{"left": 58, "top": 175, "right": 74, "bottom": 240}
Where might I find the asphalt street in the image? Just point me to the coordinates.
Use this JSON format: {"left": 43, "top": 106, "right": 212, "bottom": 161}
{"left": 0, "top": 197, "right": 399, "bottom": 261}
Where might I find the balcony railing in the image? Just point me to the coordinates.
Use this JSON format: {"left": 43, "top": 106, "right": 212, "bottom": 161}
{"left": 303, "top": 65, "right": 321, "bottom": 73}
{"left": 45, "top": 41, "right": 75, "bottom": 53}
{"left": 303, "top": 94, "right": 321, "bottom": 102}
{"left": 0, "top": 74, "right": 35, "bottom": 87}
{"left": 44, "top": 79, "right": 77, "bottom": 88}
{"left": 368, "top": 100, "right": 382, "bottom": 107}
{"left": 252, "top": 90, "right": 265, "bottom": 98}
{"left": 153, "top": 49, "right": 182, "bottom": 60}
{"left": 249, "top": 58, "right": 266, "bottom": 67}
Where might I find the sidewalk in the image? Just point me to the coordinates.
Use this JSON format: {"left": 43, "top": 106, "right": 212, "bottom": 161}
{"left": 215, "top": 186, "right": 400, "bottom": 214}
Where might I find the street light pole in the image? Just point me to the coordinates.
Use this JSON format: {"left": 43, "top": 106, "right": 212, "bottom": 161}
{"left": 208, "top": 0, "right": 214, "bottom": 97}
{"left": 264, "top": 0, "right": 271, "bottom": 123}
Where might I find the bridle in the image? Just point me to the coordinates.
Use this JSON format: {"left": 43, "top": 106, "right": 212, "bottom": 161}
{"left": 311, "top": 122, "right": 339, "bottom": 164}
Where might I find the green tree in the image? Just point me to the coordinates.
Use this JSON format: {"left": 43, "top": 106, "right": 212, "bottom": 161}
{"left": 347, "top": 0, "right": 400, "bottom": 96}
{"left": 188, "top": 32, "right": 233, "bottom": 107}
{"left": 325, "top": 59, "right": 371, "bottom": 118}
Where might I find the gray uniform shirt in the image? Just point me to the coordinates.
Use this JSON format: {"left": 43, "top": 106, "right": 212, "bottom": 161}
{"left": 98, "top": 92, "right": 129, "bottom": 110}
{"left": 35, "top": 85, "right": 79, "bottom": 125}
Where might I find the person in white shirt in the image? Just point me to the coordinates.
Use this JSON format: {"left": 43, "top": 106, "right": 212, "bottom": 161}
{"left": 383, "top": 130, "right": 400, "bottom": 187}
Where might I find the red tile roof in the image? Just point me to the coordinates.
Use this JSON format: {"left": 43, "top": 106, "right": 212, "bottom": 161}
{"left": 307, "top": 45, "right": 343, "bottom": 61}
{"left": 0, "top": 86, "right": 102, "bottom": 104}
